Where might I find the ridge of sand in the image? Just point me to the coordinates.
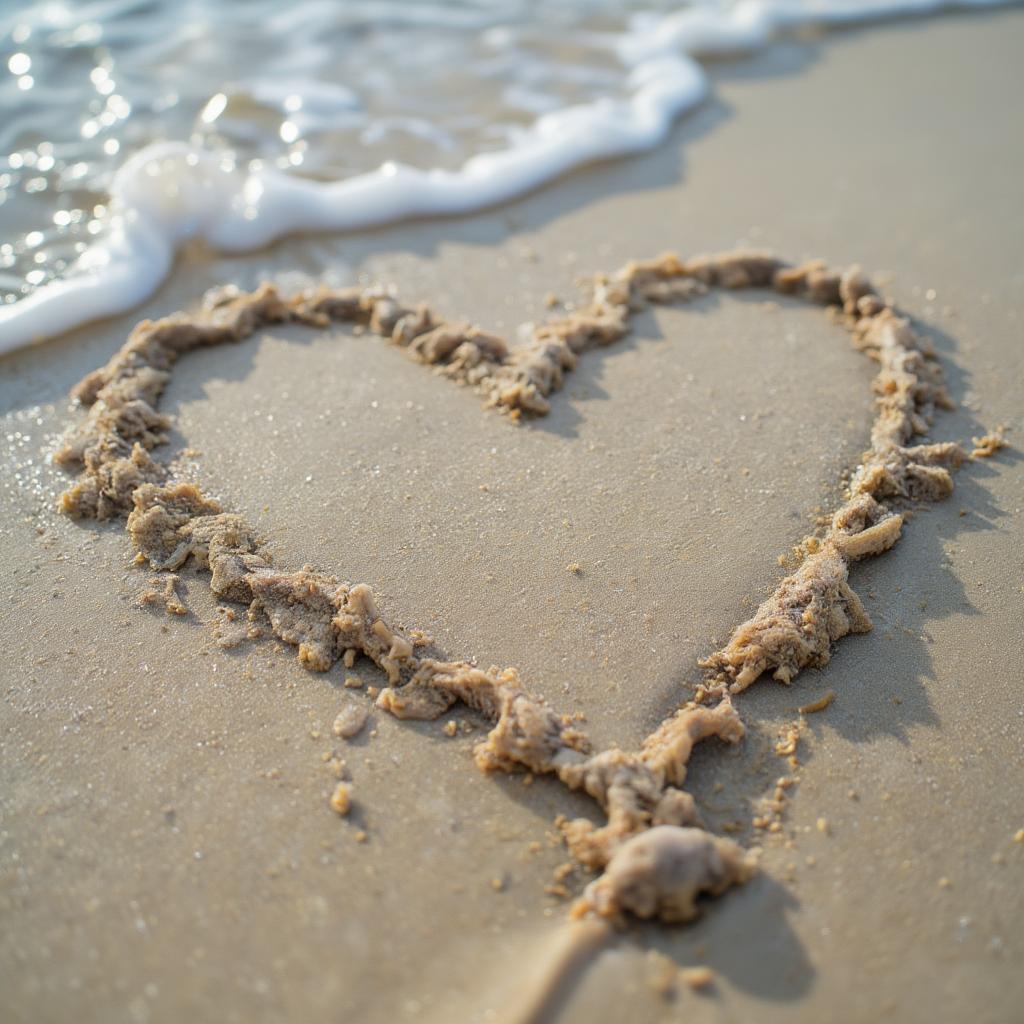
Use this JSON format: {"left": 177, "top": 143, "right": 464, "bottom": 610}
{"left": 52, "top": 247, "right": 983, "bottom": 925}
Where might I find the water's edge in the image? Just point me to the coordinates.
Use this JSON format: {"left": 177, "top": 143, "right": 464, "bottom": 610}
{"left": 0, "top": 0, "right": 1012, "bottom": 355}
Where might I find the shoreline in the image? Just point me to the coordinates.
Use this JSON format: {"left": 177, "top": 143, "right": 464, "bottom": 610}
{"left": 1, "top": 0, "right": 1018, "bottom": 355}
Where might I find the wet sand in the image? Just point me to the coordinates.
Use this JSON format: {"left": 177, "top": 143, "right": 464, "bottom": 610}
{"left": 2, "top": 10, "right": 1023, "bottom": 1024}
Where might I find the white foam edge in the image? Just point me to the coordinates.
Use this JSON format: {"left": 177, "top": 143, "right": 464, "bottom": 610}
{"left": 0, "top": 0, "right": 1012, "bottom": 356}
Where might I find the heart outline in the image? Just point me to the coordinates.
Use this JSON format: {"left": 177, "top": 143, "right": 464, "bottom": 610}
{"left": 52, "top": 248, "right": 974, "bottom": 924}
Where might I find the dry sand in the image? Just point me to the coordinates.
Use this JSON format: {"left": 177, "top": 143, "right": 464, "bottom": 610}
{"left": 2, "top": 10, "right": 1023, "bottom": 1024}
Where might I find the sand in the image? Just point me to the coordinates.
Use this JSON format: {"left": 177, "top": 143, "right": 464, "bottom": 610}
{"left": 1, "top": 9, "right": 1022, "bottom": 1024}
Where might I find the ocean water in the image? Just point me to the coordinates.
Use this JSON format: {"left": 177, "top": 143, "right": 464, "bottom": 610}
{"left": 0, "top": 0, "right": 1011, "bottom": 353}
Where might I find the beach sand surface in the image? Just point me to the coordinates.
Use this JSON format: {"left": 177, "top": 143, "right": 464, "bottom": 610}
{"left": 1, "top": 10, "right": 1022, "bottom": 1024}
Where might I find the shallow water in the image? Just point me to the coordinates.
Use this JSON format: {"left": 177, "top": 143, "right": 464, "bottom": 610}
{"left": 0, "top": 0, "right": 669, "bottom": 300}
{"left": 0, "top": 0, "right": 1012, "bottom": 347}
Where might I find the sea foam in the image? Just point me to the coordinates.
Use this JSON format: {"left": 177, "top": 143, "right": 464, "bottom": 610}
{"left": 0, "top": 0, "right": 1011, "bottom": 355}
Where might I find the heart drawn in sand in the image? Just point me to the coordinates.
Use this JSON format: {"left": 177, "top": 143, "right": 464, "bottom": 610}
{"left": 52, "top": 248, "right": 976, "bottom": 925}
